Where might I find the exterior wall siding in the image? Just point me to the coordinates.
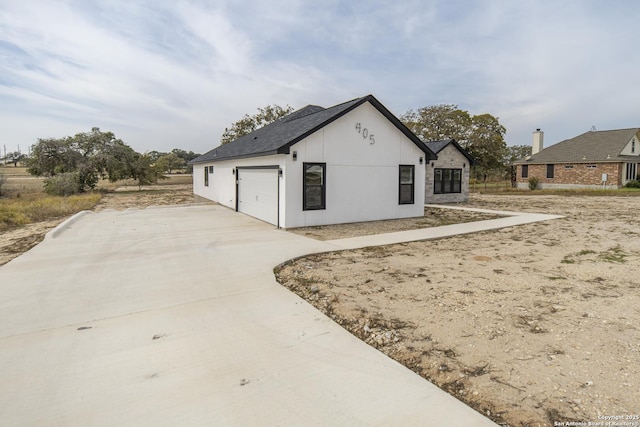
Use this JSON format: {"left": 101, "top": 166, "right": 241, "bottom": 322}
{"left": 193, "top": 155, "right": 285, "bottom": 211}
{"left": 193, "top": 101, "right": 427, "bottom": 228}
{"left": 282, "top": 102, "right": 425, "bottom": 228}
{"left": 515, "top": 163, "right": 623, "bottom": 189}
{"left": 425, "top": 144, "right": 470, "bottom": 203}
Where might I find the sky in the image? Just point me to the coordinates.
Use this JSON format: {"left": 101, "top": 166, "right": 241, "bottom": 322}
{"left": 1, "top": 0, "right": 639, "bottom": 156}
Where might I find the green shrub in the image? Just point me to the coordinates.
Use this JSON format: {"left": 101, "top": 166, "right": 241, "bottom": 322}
{"left": 624, "top": 180, "right": 640, "bottom": 188}
{"left": 44, "top": 172, "right": 81, "bottom": 196}
{"left": 528, "top": 177, "right": 539, "bottom": 190}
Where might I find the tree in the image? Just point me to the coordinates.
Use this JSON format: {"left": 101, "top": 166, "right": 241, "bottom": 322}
{"left": 27, "top": 127, "right": 152, "bottom": 193}
{"left": 171, "top": 148, "right": 200, "bottom": 163}
{"left": 468, "top": 114, "right": 507, "bottom": 179}
{"left": 171, "top": 148, "right": 200, "bottom": 173}
{"left": 221, "top": 104, "right": 294, "bottom": 145}
{"left": 401, "top": 105, "right": 507, "bottom": 178}
{"left": 504, "top": 145, "right": 532, "bottom": 164}
{"left": 7, "top": 152, "right": 25, "bottom": 167}
{"left": 155, "top": 153, "right": 186, "bottom": 174}
{"left": 401, "top": 105, "right": 472, "bottom": 145}
{"left": 130, "top": 153, "right": 164, "bottom": 189}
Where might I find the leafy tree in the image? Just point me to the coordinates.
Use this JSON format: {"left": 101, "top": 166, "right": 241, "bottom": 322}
{"left": 171, "top": 148, "right": 200, "bottom": 163}
{"left": 401, "top": 104, "right": 471, "bottom": 144}
{"left": 171, "top": 148, "right": 200, "bottom": 173}
{"left": 468, "top": 114, "right": 507, "bottom": 178}
{"left": 27, "top": 127, "right": 153, "bottom": 192}
{"left": 130, "top": 153, "right": 164, "bottom": 189}
{"left": 221, "top": 104, "right": 294, "bottom": 145}
{"left": 156, "top": 153, "right": 186, "bottom": 174}
{"left": 504, "top": 145, "right": 532, "bottom": 164}
{"left": 7, "top": 152, "right": 25, "bottom": 167}
{"left": 146, "top": 150, "right": 167, "bottom": 162}
{"left": 401, "top": 105, "right": 507, "bottom": 178}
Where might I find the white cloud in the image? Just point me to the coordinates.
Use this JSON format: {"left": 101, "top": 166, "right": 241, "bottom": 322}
{"left": 1, "top": 0, "right": 639, "bottom": 155}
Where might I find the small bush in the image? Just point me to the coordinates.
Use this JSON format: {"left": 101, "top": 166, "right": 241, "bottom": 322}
{"left": 44, "top": 173, "right": 81, "bottom": 196}
{"left": 624, "top": 180, "right": 640, "bottom": 188}
{"left": 528, "top": 177, "right": 539, "bottom": 190}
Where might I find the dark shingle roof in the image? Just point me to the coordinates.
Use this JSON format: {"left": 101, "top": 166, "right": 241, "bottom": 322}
{"left": 514, "top": 128, "right": 640, "bottom": 164}
{"left": 191, "top": 95, "right": 435, "bottom": 163}
{"left": 424, "top": 138, "right": 475, "bottom": 164}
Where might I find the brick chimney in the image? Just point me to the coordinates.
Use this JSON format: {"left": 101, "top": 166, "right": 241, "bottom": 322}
{"left": 532, "top": 129, "right": 544, "bottom": 155}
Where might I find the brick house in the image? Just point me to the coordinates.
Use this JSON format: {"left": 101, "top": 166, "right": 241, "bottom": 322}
{"left": 513, "top": 128, "right": 640, "bottom": 189}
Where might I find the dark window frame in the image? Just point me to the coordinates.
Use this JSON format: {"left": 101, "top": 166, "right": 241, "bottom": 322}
{"left": 546, "top": 164, "right": 555, "bottom": 179}
{"left": 204, "top": 166, "right": 209, "bottom": 187}
{"left": 399, "top": 165, "right": 415, "bottom": 204}
{"left": 434, "top": 168, "right": 462, "bottom": 194}
{"left": 521, "top": 165, "right": 529, "bottom": 178}
{"left": 303, "top": 162, "right": 326, "bottom": 210}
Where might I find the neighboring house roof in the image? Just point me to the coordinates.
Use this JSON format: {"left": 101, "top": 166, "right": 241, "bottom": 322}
{"left": 425, "top": 138, "right": 475, "bottom": 164}
{"left": 513, "top": 128, "right": 640, "bottom": 164}
{"left": 191, "top": 95, "right": 436, "bottom": 164}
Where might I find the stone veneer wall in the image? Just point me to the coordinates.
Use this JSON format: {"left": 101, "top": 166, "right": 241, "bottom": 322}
{"left": 425, "top": 144, "right": 470, "bottom": 203}
{"left": 516, "top": 163, "right": 622, "bottom": 189}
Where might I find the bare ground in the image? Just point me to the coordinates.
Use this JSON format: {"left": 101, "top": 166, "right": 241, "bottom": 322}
{"left": 276, "top": 194, "right": 640, "bottom": 427}
{"left": 3, "top": 186, "right": 639, "bottom": 426}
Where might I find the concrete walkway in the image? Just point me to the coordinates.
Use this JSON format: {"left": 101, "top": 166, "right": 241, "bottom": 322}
{"left": 327, "top": 204, "right": 563, "bottom": 249}
{"left": 0, "top": 204, "right": 562, "bottom": 426}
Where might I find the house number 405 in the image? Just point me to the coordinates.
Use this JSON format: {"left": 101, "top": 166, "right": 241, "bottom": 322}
{"left": 355, "top": 122, "right": 375, "bottom": 144}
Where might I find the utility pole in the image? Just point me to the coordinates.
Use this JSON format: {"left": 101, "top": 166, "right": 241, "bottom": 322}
{"left": 3, "top": 144, "right": 6, "bottom": 165}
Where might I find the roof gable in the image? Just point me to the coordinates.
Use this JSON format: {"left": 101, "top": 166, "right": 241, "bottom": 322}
{"left": 515, "top": 128, "right": 640, "bottom": 164}
{"left": 191, "top": 95, "right": 435, "bottom": 163}
{"left": 425, "top": 138, "right": 475, "bottom": 164}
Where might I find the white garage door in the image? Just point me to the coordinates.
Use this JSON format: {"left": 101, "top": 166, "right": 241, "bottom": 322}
{"left": 237, "top": 168, "right": 279, "bottom": 226}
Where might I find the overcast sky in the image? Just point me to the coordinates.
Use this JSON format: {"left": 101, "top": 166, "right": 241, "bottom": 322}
{"left": 1, "top": 0, "right": 638, "bottom": 155}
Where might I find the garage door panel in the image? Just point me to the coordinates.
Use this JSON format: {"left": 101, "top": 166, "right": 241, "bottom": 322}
{"left": 237, "top": 168, "right": 278, "bottom": 225}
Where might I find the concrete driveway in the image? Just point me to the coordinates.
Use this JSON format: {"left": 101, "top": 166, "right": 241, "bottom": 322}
{"left": 0, "top": 204, "right": 508, "bottom": 426}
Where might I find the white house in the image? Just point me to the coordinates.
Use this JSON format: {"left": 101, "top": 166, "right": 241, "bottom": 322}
{"left": 190, "top": 95, "right": 437, "bottom": 228}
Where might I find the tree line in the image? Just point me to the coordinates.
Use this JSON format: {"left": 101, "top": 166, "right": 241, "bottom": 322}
{"left": 222, "top": 103, "right": 532, "bottom": 180}
{"left": 25, "top": 127, "right": 200, "bottom": 196}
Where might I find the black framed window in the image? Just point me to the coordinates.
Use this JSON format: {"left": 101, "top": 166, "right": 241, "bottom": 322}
{"left": 303, "top": 163, "right": 326, "bottom": 210}
{"left": 399, "top": 165, "right": 415, "bottom": 204}
{"left": 521, "top": 165, "right": 529, "bottom": 178}
{"left": 434, "top": 168, "right": 461, "bottom": 194}
{"left": 204, "top": 167, "right": 209, "bottom": 186}
{"left": 546, "top": 164, "right": 554, "bottom": 179}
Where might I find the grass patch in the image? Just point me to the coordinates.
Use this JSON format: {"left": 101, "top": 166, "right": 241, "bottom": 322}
{"left": 599, "top": 245, "right": 628, "bottom": 263}
{"left": 577, "top": 249, "right": 596, "bottom": 256}
{"left": 0, "top": 193, "right": 101, "bottom": 230}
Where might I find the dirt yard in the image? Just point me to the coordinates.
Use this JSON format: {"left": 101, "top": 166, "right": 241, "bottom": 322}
{"left": 2, "top": 183, "right": 639, "bottom": 426}
{"left": 277, "top": 194, "right": 640, "bottom": 427}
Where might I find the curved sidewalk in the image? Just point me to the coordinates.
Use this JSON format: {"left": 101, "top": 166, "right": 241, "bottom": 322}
{"left": 0, "top": 204, "right": 562, "bottom": 426}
